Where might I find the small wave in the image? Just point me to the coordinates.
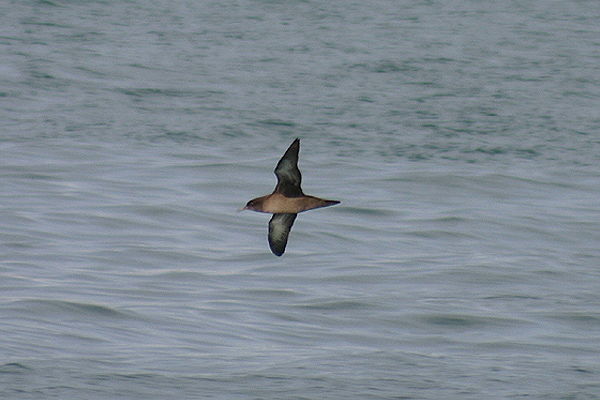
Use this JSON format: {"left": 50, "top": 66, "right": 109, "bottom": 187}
{"left": 416, "top": 313, "right": 525, "bottom": 331}
{"left": 11, "top": 299, "right": 135, "bottom": 320}
{"left": 336, "top": 206, "right": 397, "bottom": 217}
{"left": 257, "top": 119, "right": 296, "bottom": 127}
{"left": 295, "top": 299, "right": 375, "bottom": 311}
{"left": 115, "top": 87, "right": 224, "bottom": 99}
{"left": 0, "top": 362, "right": 31, "bottom": 374}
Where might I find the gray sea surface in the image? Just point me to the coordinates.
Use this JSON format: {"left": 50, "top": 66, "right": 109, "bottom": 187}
{"left": 2, "top": 0, "right": 600, "bottom": 398}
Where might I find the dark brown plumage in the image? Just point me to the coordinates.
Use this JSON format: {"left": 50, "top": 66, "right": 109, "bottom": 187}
{"left": 239, "top": 138, "right": 340, "bottom": 256}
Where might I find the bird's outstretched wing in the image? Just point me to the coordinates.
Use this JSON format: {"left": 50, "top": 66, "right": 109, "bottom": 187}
{"left": 274, "top": 138, "right": 303, "bottom": 197}
{"left": 268, "top": 213, "right": 297, "bottom": 256}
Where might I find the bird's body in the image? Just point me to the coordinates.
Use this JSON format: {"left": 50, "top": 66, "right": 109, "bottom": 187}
{"left": 239, "top": 138, "right": 340, "bottom": 256}
{"left": 242, "top": 192, "right": 339, "bottom": 214}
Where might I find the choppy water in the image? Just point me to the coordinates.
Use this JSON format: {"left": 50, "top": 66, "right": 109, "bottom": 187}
{"left": 2, "top": 0, "right": 600, "bottom": 398}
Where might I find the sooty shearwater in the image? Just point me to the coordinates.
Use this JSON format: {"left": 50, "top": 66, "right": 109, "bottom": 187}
{"left": 239, "top": 138, "right": 340, "bottom": 256}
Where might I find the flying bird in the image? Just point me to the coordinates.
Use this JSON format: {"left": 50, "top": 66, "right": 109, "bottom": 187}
{"left": 239, "top": 138, "right": 340, "bottom": 256}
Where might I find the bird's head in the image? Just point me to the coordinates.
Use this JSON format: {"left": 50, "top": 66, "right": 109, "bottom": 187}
{"left": 237, "top": 197, "right": 263, "bottom": 212}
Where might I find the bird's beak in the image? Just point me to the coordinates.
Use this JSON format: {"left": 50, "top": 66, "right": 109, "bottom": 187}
{"left": 237, "top": 206, "right": 247, "bottom": 212}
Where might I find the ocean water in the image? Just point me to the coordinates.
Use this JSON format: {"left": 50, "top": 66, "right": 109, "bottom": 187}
{"left": 2, "top": 0, "right": 600, "bottom": 398}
